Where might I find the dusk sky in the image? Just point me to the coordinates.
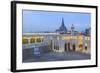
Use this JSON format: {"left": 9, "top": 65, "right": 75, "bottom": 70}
{"left": 22, "top": 10, "right": 91, "bottom": 33}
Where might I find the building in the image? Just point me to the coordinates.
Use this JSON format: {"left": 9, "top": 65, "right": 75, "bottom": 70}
{"left": 56, "top": 18, "right": 67, "bottom": 33}
{"left": 22, "top": 19, "right": 91, "bottom": 54}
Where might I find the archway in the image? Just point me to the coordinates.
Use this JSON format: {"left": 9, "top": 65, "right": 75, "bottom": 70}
{"left": 72, "top": 44, "right": 76, "bottom": 51}
{"left": 64, "top": 43, "right": 67, "bottom": 51}
{"left": 85, "top": 46, "right": 87, "bottom": 50}
{"left": 68, "top": 42, "right": 70, "bottom": 51}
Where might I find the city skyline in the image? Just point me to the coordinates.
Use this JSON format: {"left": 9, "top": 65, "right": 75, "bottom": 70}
{"left": 22, "top": 10, "right": 91, "bottom": 33}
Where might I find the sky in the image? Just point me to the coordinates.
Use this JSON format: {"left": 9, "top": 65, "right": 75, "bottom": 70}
{"left": 22, "top": 10, "right": 91, "bottom": 33}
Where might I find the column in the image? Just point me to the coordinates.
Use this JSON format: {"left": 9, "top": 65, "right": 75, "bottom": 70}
{"left": 27, "top": 37, "right": 31, "bottom": 44}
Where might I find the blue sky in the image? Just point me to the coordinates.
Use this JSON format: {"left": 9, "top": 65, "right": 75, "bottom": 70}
{"left": 22, "top": 10, "right": 91, "bottom": 33}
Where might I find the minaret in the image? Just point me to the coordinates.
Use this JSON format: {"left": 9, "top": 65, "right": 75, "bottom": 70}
{"left": 71, "top": 24, "right": 75, "bottom": 35}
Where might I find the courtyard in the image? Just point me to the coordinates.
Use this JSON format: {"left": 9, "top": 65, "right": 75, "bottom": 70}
{"left": 23, "top": 48, "right": 90, "bottom": 63}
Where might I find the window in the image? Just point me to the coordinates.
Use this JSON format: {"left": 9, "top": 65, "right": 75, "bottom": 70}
{"left": 30, "top": 38, "right": 35, "bottom": 43}
{"left": 85, "top": 46, "right": 87, "bottom": 50}
{"left": 54, "top": 45, "right": 59, "bottom": 50}
{"left": 22, "top": 38, "right": 28, "bottom": 44}
{"left": 37, "top": 38, "right": 41, "bottom": 42}
{"left": 79, "top": 44, "right": 83, "bottom": 48}
{"left": 56, "top": 46, "right": 59, "bottom": 50}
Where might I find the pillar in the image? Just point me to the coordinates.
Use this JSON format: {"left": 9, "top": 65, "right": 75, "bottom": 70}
{"left": 27, "top": 38, "right": 31, "bottom": 44}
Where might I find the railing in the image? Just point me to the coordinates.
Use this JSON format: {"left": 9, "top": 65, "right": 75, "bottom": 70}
{"left": 22, "top": 42, "right": 49, "bottom": 49}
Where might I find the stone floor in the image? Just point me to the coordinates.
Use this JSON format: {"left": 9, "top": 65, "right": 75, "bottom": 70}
{"left": 22, "top": 49, "right": 91, "bottom": 63}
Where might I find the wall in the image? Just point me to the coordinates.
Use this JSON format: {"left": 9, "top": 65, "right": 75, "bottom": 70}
{"left": 0, "top": 0, "right": 99, "bottom": 73}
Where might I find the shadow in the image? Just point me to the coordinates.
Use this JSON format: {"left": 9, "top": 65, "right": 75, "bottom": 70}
{"left": 7, "top": 69, "right": 19, "bottom": 73}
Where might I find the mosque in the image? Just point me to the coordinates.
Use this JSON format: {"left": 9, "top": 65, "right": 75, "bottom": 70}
{"left": 22, "top": 18, "right": 91, "bottom": 54}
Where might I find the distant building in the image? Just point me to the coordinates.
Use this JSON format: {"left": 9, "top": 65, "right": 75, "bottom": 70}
{"left": 56, "top": 18, "right": 67, "bottom": 33}
{"left": 85, "top": 27, "right": 91, "bottom": 36}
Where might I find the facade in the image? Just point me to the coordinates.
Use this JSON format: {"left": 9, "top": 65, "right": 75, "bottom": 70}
{"left": 22, "top": 19, "right": 91, "bottom": 54}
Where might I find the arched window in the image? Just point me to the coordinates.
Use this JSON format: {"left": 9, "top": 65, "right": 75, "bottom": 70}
{"left": 73, "top": 44, "right": 75, "bottom": 51}
{"left": 22, "top": 38, "right": 28, "bottom": 44}
{"left": 56, "top": 45, "right": 59, "bottom": 50}
{"left": 85, "top": 46, "right": 87, "bottom": 50}
{"left": 65, "top": 43, "right": 67, "bottom": 51}
{"left": 37, "top": 38, "right": 41, "bottom": 42}
{"left": 54, "top": 45, "right": 59, "bottom": 50}
{"left": 85, "top": 44, "right": 88, "bottom": 50}
{"left": 30, "top": 38, "right": 35, "bottom": 43}
{"left": 79, "top": 44, "right": 83, "bottom": 49}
